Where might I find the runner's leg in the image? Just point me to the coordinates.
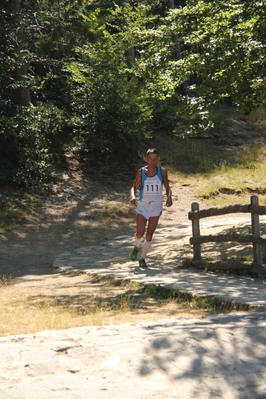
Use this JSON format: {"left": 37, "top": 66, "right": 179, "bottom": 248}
{"left": 136, "top": 213, "right": 147, "bottom": 240}
{"left": 145, "top": 216, "right": 160, "bottom": 241}
{"left": 140, "top": 216, "right": 160, "bottom": 259}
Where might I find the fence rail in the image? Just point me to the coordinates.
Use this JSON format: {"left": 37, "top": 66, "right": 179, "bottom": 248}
{"left": 188, "top": 195, "right": 266, "bottom": 278}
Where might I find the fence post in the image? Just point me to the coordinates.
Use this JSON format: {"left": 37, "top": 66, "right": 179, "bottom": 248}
{"left": 250, "top": 196, "right": 263, "bottom": 275}
{"left": 191, "top": 202, "right": 201, "bottom": 261}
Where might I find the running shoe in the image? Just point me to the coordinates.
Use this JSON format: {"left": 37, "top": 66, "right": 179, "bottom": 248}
{"left": 139, "top": 258, "right": 147, "bottom": 268}
{"left": 129, "top": 246, "right": 140, "bottom": 261}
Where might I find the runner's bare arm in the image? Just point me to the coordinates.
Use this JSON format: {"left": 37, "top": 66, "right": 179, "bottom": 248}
{"left": 162, "top": 169, "right": 172, "bottom": 207}
{"left": 130, "top": 169, "right": 142, "bottom": 206}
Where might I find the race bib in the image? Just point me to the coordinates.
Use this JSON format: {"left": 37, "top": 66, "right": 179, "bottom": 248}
{"left": 143, "top": 180, "right": 161, "bottom": 195}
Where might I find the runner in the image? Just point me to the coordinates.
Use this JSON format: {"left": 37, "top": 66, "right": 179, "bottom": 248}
{"left": 129, "top": 148, "right": 173, "bottom": 268}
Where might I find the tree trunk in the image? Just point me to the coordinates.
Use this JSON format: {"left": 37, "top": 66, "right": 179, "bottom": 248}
{"left": 6, "top": 0, "right": 31, "bottom": 106}
{"left": 169, "top": 0, "right": 190, "bottom": 96}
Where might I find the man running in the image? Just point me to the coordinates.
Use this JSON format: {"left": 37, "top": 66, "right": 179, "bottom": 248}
{"left": 129, "top": 148, "right": 173, "bottom": 268}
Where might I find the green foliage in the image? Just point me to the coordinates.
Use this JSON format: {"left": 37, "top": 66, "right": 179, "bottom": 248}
{"left": 0, "top": 0, "right": 265, "bottom": 186}
{"left": 0, "top": 196, "right": 26, "bottom": 230}
{"left": 0, "top": 104, "right": 64, "bottom": 186}
{"left": 64, "top": 23, "right": 152, "bottom": 162}
{"left": 106, "top": 2, "right": 218, "bottom": 137}
{"left": 168, "top": 1, "right": 266, "bottom": 114}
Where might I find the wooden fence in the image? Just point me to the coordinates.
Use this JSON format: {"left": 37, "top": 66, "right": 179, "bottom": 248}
{"left": 188, "top": 195, "right": 266, "bottom": 277}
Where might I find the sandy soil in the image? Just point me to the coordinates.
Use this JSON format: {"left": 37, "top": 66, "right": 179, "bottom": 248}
{"left": 0, "top": 158, "right": 204, "bottom": 273}
{"left": 0, "top": 166, "right": 214, "bottom": 334}
{"left": 1, "top": 160, "right": 260, "bottom": 335}
{"left": 0, "top": 164, "right": 204, "bottom": 299}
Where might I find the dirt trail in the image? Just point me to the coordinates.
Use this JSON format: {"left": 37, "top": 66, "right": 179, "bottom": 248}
{"left": 0, "top": 175, "right": 207, "bottom": 334}
{"left": 0, "top": 172, "right": 200, "bottom": 289}
{"left": 0, "top": 172, "right": 200, "bottom": 274}
{"left": 1, "top": 168, "right": 259, "bottom": 334}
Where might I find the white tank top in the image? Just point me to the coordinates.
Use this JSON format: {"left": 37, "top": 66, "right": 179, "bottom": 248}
{"left": 139, "top": 166, "right": 163, "bottom": 202}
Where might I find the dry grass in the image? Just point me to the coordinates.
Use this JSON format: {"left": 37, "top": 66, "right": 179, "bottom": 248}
{"left": 0, "top": 272, "right": 251, "bottom": 336}
{"left": 0, "top": 299, "right": 206, "bottom": 337}
{"left": 155, "top": 106, "right": 266, "bottom": 209}
{"left": 166, "top": 114, "right": 266, "bottom": 208}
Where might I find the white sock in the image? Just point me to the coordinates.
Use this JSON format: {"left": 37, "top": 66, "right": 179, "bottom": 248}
{"left": 135, "top": 235, "right": 142, "bottom": 249}
{"left": 140, "top": 240, "right": 152, "bottom": 259}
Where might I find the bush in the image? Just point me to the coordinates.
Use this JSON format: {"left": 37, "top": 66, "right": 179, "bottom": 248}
{"left": 0, "top": 104, "right": 65, "bottom": 187}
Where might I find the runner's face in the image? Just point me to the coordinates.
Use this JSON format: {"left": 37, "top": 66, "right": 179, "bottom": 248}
{"left": 146, "top": 154, "right": 159, "bottom": 168}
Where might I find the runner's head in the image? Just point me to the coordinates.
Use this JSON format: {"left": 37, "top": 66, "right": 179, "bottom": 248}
{"left": 146, "top": 148, "right": 159, "bottom": 158}
{"left": 145, "top": 148, "right": 160, "bottom": 167}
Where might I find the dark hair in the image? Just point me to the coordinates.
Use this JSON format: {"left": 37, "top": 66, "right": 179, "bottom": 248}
{"left": 146, "top": 148, "right": 159, "bottom": 157}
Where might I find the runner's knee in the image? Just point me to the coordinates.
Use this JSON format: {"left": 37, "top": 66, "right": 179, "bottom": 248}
{"left": 136, "top": 231, "right": 144, "bottom": 239}
{"left": 145, "top": 233, "right": 153, "bottom": 241}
